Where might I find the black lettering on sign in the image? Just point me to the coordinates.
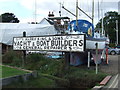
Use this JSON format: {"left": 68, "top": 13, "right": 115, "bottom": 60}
{"left": 28, "top": 41, "right": 31, "bottom": 46}
{"left": 23, "top": 41, "right": 27, "bottom": 46}
{"left": 46, "top": 41, "right": 49, "bottom": 46}
{"left": 32, "top": 42, "right": 35, "bottom": 46}
{"left": 79, "top": 40, "right": 83, "bottom": 46}
{"left": 51, "top": 40, "right": 54, "bottom": 46}
{"left": 20, "top": 41, "right": 23, "bottom": 46}
{"left": 14, "top": 42, "right": 17, "bottom": 46}
{"left": 73, "top": 40, "right": 77, "bottom": 46}
{"left": 37, "top": 41, "right": 40, "bottom": 46}
{"left": 69, "top": 40, "right": 72, "bottom": 46}
{"left": 64, "top": 46, "right": 67, "bottom": 50}
{"left": 43, "top": 41, "right": 46, "bottom": 46}
{"left": 23, "top": 46, "right": 26, "bottom": 49}
{"left": 64, "top": 40, "right": 68, "bottom": 46}
{"left": 37, "top": 37, "right": 39, "bottom": 40}
{"left": 54, "top": 40, "right": 58, "bottom": 46}
{"left": 48, "top": 37, "right": 51, "bottom": 41}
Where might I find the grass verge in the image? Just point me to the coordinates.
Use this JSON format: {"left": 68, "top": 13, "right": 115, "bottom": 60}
{"left": 0, "top": 65, "right": 29, "bottom": 78}
{"left": 2, "top": 51, "right": 109, "bottom": 89}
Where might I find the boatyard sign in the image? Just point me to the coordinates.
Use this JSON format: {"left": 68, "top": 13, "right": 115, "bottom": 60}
{"left": 13, "top": 34, "right": 85, "bottom": 52}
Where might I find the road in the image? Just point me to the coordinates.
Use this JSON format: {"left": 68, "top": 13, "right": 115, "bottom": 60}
{"left": 100, "top": 55, "right": 119, "bottom": 89}
{"left": 99, "top": 55, "right": 119, "bottom": 75}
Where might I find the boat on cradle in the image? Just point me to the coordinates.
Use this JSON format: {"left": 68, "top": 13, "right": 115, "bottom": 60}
{"left": 67, "top": 19, "right": 108, "bottom": 50}
{"left": 65, "top": 19, "right": 109, "bottom": 66}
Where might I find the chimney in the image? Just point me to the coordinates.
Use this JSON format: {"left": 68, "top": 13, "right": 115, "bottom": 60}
{"left": 48, "top": 11, "right": 54, "bottom": 17}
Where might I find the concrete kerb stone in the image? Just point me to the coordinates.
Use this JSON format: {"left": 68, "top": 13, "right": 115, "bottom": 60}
{"left": 32, "top": 70, "right": 38, "bottom": 78}
{"left": 1, "top": 65, "right": 38, "bottom": 86}
{"left": 2, "top": 72, "right": 37, "bottom": 86}
{"left": 92, "top": 86, "right": 103, "bottom": 90}
{"left": 92, "top": 75, "right": 113, "bottom": 90}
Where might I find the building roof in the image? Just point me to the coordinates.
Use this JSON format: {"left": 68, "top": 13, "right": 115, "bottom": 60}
{"left": 48, "top": 17, "right": 70, "bottom": 20}
{"left": 0, "top": 23, "right": 57, "bottom": 45}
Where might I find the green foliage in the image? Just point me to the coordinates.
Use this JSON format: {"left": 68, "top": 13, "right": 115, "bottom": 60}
{"left": 62, "top": 67, "right": 107, "bottom": 88}
{"left": 0, "top": 13, "right": 19, "bottom": 23}
{"left": 95, "top": 11, "right": 120, "bottom": 44}
{"left": 25, "top": 53, "right": 51, "bottom": 70}
{"left": 2, "top": 50, "right": 22, "bottom": 67}
{"left": 2, "top": 51, "right": 108, "bottom": 88}
{"left": 1, "top": 65, "right": 28, "bottom": 78}
{"left": 109, "top": 43, "right": 116, "bottom": 47}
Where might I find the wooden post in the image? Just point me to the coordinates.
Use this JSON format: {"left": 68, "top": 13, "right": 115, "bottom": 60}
{"left": 88, "top": 51, "right": 90, "bottom": 68}
{"left": 65, "top": 52, "right": 70, "bottom": 70}
{"left": 22, "top": 31, "right": 26, "bottom": 68}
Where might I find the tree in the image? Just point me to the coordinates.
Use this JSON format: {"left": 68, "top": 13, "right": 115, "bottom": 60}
{"left": 0, "top": 13, "right": 19, "bottom": 23}
{"left": 95, "top": 11, "right": 120, "bottom": 44}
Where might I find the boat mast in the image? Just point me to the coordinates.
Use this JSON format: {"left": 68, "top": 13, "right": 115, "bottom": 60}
{"left": 101, "top": 0, "right": 104, "bottom": 36}
{"left": 98, "top": 0, "right": 100, "bottom": 21}
{"left": 34, "top": 0, "right": 37, "bottom": 23}
{"left": 59, "top": 2, "right": 62, "bottom": 17}
{"left": 92, "top": 0, "right": 94, "bottom": 25}
{"left": 76, "top": 0, "right": 78, "bottom": 27}
{"left": 62, "top": 6, "right": 76, "bottom": 17}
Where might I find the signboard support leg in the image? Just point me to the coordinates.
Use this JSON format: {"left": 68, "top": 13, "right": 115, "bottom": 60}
{"left": 88, "top": 51, "right": 90, "bottom": 69}
{"left": 95, "top": 43, "right": 98, "bottom": 74}
{"left": 65, "top": 52, "right": 70, "bottom": 70}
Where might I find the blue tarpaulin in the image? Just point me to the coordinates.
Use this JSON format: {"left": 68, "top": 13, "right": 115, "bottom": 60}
{"left": 68, "top": 19, "right": 94, "bottom": 37}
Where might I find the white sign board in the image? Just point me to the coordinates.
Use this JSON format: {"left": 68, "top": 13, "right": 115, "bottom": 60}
{"left": 13, "top": 34, "right": 85, "bottom": 52}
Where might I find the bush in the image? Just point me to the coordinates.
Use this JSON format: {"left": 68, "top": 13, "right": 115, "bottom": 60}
{"left": 2, "top": 50, "right": 22, "bottom": 65}
{"left": 62, "top": 67, "right": 107, "bottom": 88}
{"left": 109, "top": 43, "right": 116, "bottom": 47}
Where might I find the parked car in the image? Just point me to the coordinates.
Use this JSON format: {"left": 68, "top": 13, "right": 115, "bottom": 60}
{"left": 106, "top": 46, "right": 120, "bottom": 55}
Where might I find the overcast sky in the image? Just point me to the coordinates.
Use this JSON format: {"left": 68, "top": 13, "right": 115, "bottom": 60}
{"left": 0, "top": 0, "right": 119, "bottom": 26}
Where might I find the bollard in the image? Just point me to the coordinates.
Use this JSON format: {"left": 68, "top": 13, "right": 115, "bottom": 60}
{"left": 106, "top": 48, "right": 108, "bottom": 64}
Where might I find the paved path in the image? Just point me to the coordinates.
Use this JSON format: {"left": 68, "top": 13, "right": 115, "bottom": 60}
{"left": 101, "top": 74, "right": 119, "bottom": 90}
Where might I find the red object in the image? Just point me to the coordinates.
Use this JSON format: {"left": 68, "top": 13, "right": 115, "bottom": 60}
{"left": 106, "top": 48, "right": 108, "bottom": 64}
{"left": 100, "top": 76, "right": 111, "bottom": 85}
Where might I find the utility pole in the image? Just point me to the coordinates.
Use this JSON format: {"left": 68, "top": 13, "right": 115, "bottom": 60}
{"left": 116, "top": 20, "right": 118, "bottom": 45}
{"left": 101, "top": 9, "right": 104, "bottom": 36}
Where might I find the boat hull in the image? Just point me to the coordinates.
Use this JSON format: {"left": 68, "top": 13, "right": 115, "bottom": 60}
{"left": 86, "top": 38, "right": 106, "bottom": 50}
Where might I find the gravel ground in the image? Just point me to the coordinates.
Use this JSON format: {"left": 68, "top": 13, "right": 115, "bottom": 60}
{"left": 99, "top": 55, "right": 119, "bottom": 75}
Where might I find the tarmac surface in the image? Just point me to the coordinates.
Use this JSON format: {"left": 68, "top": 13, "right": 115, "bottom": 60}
{"left": 99, "top": 55, "right": 119, "bottom": 89}
{"left": 99, "top": 55, "right": 119, "bottom": 75}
